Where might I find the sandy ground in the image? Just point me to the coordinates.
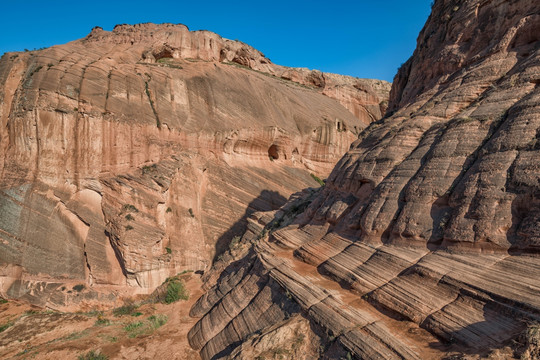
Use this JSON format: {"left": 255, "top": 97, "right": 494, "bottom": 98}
{"left": 0, "top": 273, "right": 202, "bottom": 360}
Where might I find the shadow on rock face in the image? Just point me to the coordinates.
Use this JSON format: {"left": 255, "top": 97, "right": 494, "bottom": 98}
{"left": 427, "top": 301, "right": 530, "bottom": 357}
{"left": 212, "top": 189, "right": 287, "bottom": 262}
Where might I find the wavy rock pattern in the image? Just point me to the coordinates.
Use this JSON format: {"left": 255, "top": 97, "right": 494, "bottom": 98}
{"left": 190, "top": 1, "right": 540, "bottom": 358}
{"left": 0, "top": 24, "right": 389, "bottom": 308}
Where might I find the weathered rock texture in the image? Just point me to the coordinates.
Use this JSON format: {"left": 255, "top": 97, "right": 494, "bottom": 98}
{"left": 189, "top": 0, "right": 540, "bottom": 359}
{"left": 0, "top": 23, "right": 390, "bottom": 309}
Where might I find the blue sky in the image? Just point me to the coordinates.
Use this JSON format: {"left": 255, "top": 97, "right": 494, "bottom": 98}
{"left": 0, "top": 1, "right": 432, "bottom": 82}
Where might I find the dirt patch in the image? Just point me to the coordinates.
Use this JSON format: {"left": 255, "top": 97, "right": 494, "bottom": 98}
{"left": 0, "top": 274, "right": 203, "bottom": 360}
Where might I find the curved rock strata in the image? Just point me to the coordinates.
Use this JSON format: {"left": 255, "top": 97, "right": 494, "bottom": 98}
{"left": 189, "top": 0, "right": 540, "bottom": 358}
{"left": 0, "top": 24, "right": 389, "bottom": 308}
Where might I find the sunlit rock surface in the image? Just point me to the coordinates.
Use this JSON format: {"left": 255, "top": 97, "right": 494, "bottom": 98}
{"left": 0, "top": 23, "right": 389, "bottom": 309}
{"left": 189, "top": 0, "right": 540, "bottom": 358}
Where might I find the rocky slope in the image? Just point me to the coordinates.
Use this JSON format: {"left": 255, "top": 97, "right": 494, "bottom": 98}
{"left": 0, "top": 23, "right": 390, "bottom": 309}
{"left": 189, "top": 0, "right": 540, "bottom": 359}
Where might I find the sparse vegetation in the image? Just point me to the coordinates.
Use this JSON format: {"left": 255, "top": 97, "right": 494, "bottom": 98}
{"left": 123, "top": 204, "right": 139, "bottom": 213}
{"left": 125, "top": 214, "right": 135, "bottom": 221}
{"left": 125, "top": 225, "right": 134, "bottom": 231}
{"left": 272, "top": 348, "right": 290, "bottom": 357}
{"left": 78, "top": 350, "right": 108, "bottom": 360}
{"left": 519, "top": 322, "right": 540, "bottom": 360}
{"left": 148, "top": 314, "right": 168, "bottom": 329}
{"left": 0, "top": 298, "right": 7, "bottom": 304}
{"left": 0, "top": 322, "right": 13, "bottom": 333}
{"left": 113, "top": 303, "right": 139, "bottom": 317}
{"left": 30, "top": 65, "right": 43, "bottom": 76}
{"left": 229, "top": 236, "right": 241, "bottom": 250}
{"left": 310, "top": 173, "right": 325, "bottom": 187}
{"left": 142, "top": 163, "right": 157, "bottom": 175}
{"left": 292, "top": 333, "right": 305, "bottom": 350}
{"left": 164, "top": 277, "right": 189, "bottom": 304}
{"left": 156, "top": 58, "right": 183, "bottom": 69}
{"left": 257, "top": 228, "right": 268, "bottom": 240}
{"left": 80, "top": 309, "right": 103, "bottom": 317}
{"left": 73, "top": 284, "right": 85, "bottom": 292}
{"left": 63, "top": 329, "right": 90, "bottom": 341}
{"left": 124, "top": 321, "right": 144, "bottom": 332}
{"left": 123, "top": 314, "right": 168, "bottom": 338}
{"left": 94, "top": 316, "right": 111, "bottom": 326}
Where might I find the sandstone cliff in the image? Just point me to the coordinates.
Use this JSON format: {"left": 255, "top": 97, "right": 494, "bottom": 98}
{"left": 0, "top": 23, "right": 389, "bottom": 309}
{"left": 189, "top": 0, "right": 540, "bottom": 359}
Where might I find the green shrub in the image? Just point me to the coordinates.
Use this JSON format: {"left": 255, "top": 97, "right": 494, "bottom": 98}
{"left": 0, "top": 322, "right": 12, "bottom": 333}
{"left": 148, "top": 314, "right": 168, "bottom": 329}
{"left": 81, "top": 310, "right": 103, "bottom": 317}
{"left": 113, "top": 303, "right": 138, "bottom": 317}
{"left": 30, "top": 65, "right": 43, "bottom": 76}
{"left": 166, "top": 207, "right": 172, "bottom": 213}
{"left": 125, "top": 214, "right": 135, "bottom": 221}
{"left": 125, "top": 225, "right": 134, "bottom": 231}
{"left": 123, "top": 204, "right": 139, "bottom": 213}
{"left": 0, "top": 298, "right": 7, "bottom": 304}
{"left": 124, "top": 321, "right": 144, "bottom": 332}
{"left": 142, "top": 163, "right": 157, "bottom": 175}
{"left": 78, "top": 350, "right": 108, "bottom": 360}
{"left": 310, "top": 173, "right": 325, "bottom": 187}
{"left": 165, "top": 247, "right": 172, "bottom": 254}
{"left": 188, "top": 208, "right": 195, "bottom": 217}
{"left": 123, "top": 315, "right": 167, "bottom": 338}
{"left": 73, "top": 284, "right": 85, "bottom": 292}
{"left": 164, "top": 278, "right": 189, "bottom": 304}
{"left": 94, "top": 316, "right": 110, "bottom": 326}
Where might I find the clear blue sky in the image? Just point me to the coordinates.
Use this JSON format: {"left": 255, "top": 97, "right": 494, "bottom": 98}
{"left": 0, "top": 1, "right": 432, "bottom": 82}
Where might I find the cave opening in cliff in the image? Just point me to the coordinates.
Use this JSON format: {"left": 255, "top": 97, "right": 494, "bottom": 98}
{"left": 268, "top": 144, "right": 279, "bottom": 160}
{"left": 153, "top": 47, "right": 174, "bottom": 61}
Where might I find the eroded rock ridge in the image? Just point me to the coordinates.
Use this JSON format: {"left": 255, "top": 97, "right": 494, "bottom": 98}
{"left": 189, "top": 1, "right": 540, "bottom": 359}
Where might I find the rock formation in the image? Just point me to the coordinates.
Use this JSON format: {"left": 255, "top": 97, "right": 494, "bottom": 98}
{"left": 189, "top": 0, "right": 540, "bottom": 359}
{"left": 0, "top": 23, "right": 390, "bottom": 309}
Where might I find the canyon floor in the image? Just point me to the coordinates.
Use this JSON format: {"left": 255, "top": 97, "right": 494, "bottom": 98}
{"left": 0, "top": 272, "right": 202, "bottom": 360}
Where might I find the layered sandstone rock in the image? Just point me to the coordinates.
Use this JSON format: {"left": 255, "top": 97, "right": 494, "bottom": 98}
{"left": 190, "top": 0, "right": 540, "bottom": 358}
{"left": 0, "top": 24, "right": 389, "bottom": 308}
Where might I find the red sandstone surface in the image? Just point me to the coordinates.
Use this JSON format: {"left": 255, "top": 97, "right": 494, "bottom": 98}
{"left": 0, "top": 23, "right": 389, "bottom": 309}
{"left": 1, "top": 0, "right": 540, "bottom": 359}
{"left": 189, "top": 0, "right": 540, "bottom": 359}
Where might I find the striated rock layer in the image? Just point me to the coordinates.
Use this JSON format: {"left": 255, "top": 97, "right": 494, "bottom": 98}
{"left": 0, "top": 24, "right": 390, "bottom": 308}
{"left": 189, "top": 0, "right": 540, "bottom": 359}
